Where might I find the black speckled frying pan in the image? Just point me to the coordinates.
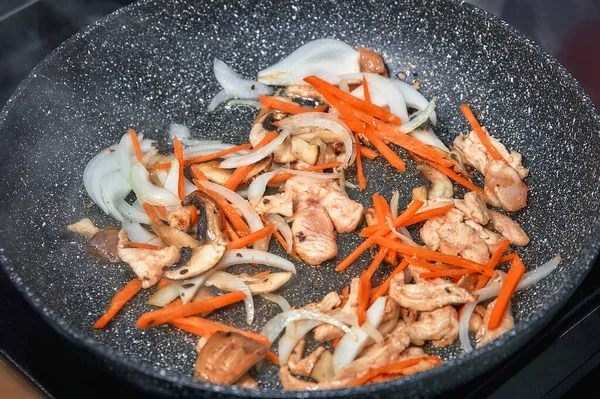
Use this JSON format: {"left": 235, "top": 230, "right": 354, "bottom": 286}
{"left": 1, "top": 0, "right": 599, "bottom": 397}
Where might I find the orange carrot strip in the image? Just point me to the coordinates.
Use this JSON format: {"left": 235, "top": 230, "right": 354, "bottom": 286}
{"left": 349, "top": 358, "right": 424, "bottom": 386}
{"left": 189, "top": 205, "right": 199, "bottom": 226}
{"left": 372, "top": 194, "right": 387, "bottom": 225}
{"left": 184, "top": 143, "right": 252, "bottom": 165}
{"left": 250, "top": 270, "right": 271, "bottom": 279}
{"left": 369, "top": 259, "right": 409, "bottom": 305}
{"left": 129, "top": 128, "right": 144, "bottom": 162}
{"left": 157, "top": 278, "right": 171, "bottom": 289}
{"left": 304, "top": 76, "right": 401, "bottom": 125}
{"left": 148, "top": 162, "right": 172, "bottom": 170}
{"left": 169, "top": 316, "right": 271, "bottom": 346}
{"left": 362, "top": 125, "right": 406, "bottom": 172}
{"left": 499, "top": 253, "right": 517, "bottom": 264}
{"left": 259, "top": 95, "right": 325, "bottom": 115}
{"left": 137, "top": 291, "right": 246, "bottom": 328}
{"left": 361, "top": 202, "right": 448, "bottom": 237}
{"left": 269, "top": 162, "right": 342, "bottom": 184}
{"left": 364, "top": 248, "right": 389, "bottom": 281}
{"left": 226, "top": 225, "right": 274, "bottom": 250}
{"left": 338, "top": 285, "right": 351, "bottom": 309}
{"left": 223, "top": 219, "right": 240, "bottom": 241}
{"left": 460, "top": 105, "right": 505, "bottom": 161}
{"left": 362, "top": 76, "right": 371, "bottom": 104}
{"left": 358, "top": 248, "right": 389, "bottom": 325}
{"left": 142, "top": 202, "right": 162, "bottom": 225}
{"left": 373, "top": 237, "right": 494, "bottom": 277}
{"left": 265, "top": 351, "right": 280, "bottom": 364}
{"left": 423, "top": 159, "right": 484, "bottom": 194}
{"left": 156, "top": 204, "right": 167, "bottom": 218}
{"left": 355, "top": 140, "right": 367, "bottom": 191}
{"left": 125, "top": 241, "right": 164, "bottom": 251}
{"left": 488, "top": 240, "right": 510, "bottom": 269}
{"left": 373, "top": 195, "right": 397, "bottom": 264}
{"left": 332, "top": 337, "right": 341, "bottom": 348}
{"left": 224, "top": 131, "right": 279, "bottom": 191}
{"left": 313, "top": 104, "right": 329, "bottom": 112}
{"left": 173, "top": 136, "right": 185, "bottom": 200}
{"left": 420, "top": 269, "right": 474, "bottom": 279}
{"left": 193, "top": 180, "right": 251, "bottom": 235}
{"left": 487, "top": 256, "right": 526, "bottom": 330}
{"left": 341, "top": 119, "right": 368, "bottom": 133}
{"left": 94, "top": 279, "right": 142, "bottom": 329}
{"left": 405, "top": 256, "right": 445, "bottom": 272}
{"left": 359, "top": 145, "right": 379, "bottom": 160}
{"left": 190, "top": 165, "right": 209, "bottom": 181}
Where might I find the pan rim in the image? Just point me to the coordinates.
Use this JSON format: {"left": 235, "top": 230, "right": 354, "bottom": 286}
{"left": 1, "top": 0, "right": 599, "bottom": 396}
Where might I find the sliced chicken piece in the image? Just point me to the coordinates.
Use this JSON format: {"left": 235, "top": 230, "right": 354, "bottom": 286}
{"left": 469, "top": 305, "right": 487, "bottom": 332}
{"left": 253, "top": 192, "right": 294, "bottom": 217}
{"left": 465, "top": 220, "right": 504, "bottom": 255}
{"left": 291, "top": 201, "right": 337, "bottom": 265}
{"left": 288, "top": 339, "right": 326, "bottom": 377}
{"left": 86, "top": 226, "right": 121, "bottom": 263}
{"left": 167, "top": 205, "right": 197, "bottom": 232}
{"left": 399, "top": 356, "right": 443, "bottom": 376}
{"left": 389, "top": 275, "right": 476, "bottom": 311}
{"left": 234, "top": 373, "right": 259, "bottom": 388}
{"left": 396, "top": 306, "right": 459, "bottom": 347}
{"left": 397, "top": 347, "right": 427, "bottom": 361}
{"left": 476, "top": 299, "right": 515, "bottom": 348}
{"left": 116, "top": 229, "right": 180, "bottom": 288}
{"left": 67, "top": 217, "right": 100, "bottom": 238}
{"left": 279, "top": 366, "right": 351, "bottom": 390}
{"left": 454, "top": 191, "right": 490, "bottom": 225}
{"left": 313, "top": 279, "right": 359, "bottom": 342}
{"left": 356, "top": 47, "right": 388, "bottom": 76}
{"left": 456, "top": 273, "right": 479, "bottom": 292}
{"left": 364, "top": 207, "right": 377, "bottom": 226}
{"left": 291, "top": 136, "right": 319, "bottom": 166}
{"left": 285, "top": 85, "right": 325, "bottom": 102}
{"left": 417, "top": 164, "right": 454, "bottom": 199}
{"left": 484, "top": 160, "right": 528, "bottom": 212}
{"left": 303, "top": 292, "right": 342, "bottom": 313}
{"left": 320, "top": 191, "right": 364, "bottom": 233}
{"left": 194, "top": 331, "right": 267, "bottom": 385}
{"left": 488, "top": 210, "right": 529, "bottom": 246}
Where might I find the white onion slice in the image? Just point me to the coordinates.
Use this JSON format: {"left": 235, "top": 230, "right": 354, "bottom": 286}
{"left": 147, "top": 280, "right": 183, "bottom": 307}
{"left": 257, "top": 39, "right": 360, "bottom": 86}
{"left": 129, "top": 161, "right": 181, "bottom": 206}
{"left": 115, "top": 199, "right": 151, "bottom": 224}
{"left": 266, "top": 214, "right": 293, "bottom": 253}
{"left": 208, "top": 89, "right": 230, "bottom": 112}
{"left": 99, "top": 171, "right": 129, "bottom": 222}
{"left": 518, "top": 255, "right": 560, "bottom": 290}
{"left": 183, "top": 143, "right": 248, "bottom": 159}
{"left": 248, "top": 171, "right": 280, "bottom": 207}
{"left": 390, "top": 191, "right": 400, "bottom": 219}
{"left": 280, "top": 112, "right": 356, "bottom": 168}
{"left": 122, "top": 219, "right": 162, "bottom": 245}
{"left": 400, "top": 100, "right": 436, "bottom": 134}
{"left": 83, "top": 145, "right": 119, "bottom": 214}
{"left": 206, "top": 271, "right": 254, "bottom": 325}
{"left": 196, "top": 180, "right": 267, "bottom": 251}
{"left": 278, "top": 320, "right": 322, "bottom": 366}
{"left": 168, "top": 123, "right": 190, "bottom": 139}
{"left": 408, "top": 126, "right": 449, "bottom": 152}
{"left": 217, "top": 249, "right": 296, "bottom": 273}
{"left": 280, "top": 169, "right": 340, "bottom": 180}
{"left": 219, "top": 130, "right": 291, "bottom": 169}
{"left": 261, "top": 293, "right": 291, "bottom": 311}
{"left": 227, "top": 99, "right": 263, "bottom": 109}
{"left": 179, "top": 272, "right": 215, "bottom": 304}
{"left": 362, "top": 322, "right": 384, "bottom": 343}
{"left": 163, "top": 159, "right": 180, "bottom": 197}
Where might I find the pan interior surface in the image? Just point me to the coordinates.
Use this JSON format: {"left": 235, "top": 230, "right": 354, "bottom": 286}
{"left": 0, "top": 0, "right": 599, "bottom": 397}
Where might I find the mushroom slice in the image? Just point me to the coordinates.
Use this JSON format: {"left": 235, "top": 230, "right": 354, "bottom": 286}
{"left": 181, "top": 190, "right": 229, "bottom": 246}
{"left": 291, "top": 137, "right": 319, "bottom": 166}
{"left": 191, "top": 161, "right": 232, "bottom": 185}
{"left": 163, "top": 244, "right": 226, "bottom": 280}
{"left": 241, "top": 157, "right": 273, "bottom": 186}
{"left": 417, "top": 164, "right": 454, "bottom": 199}
{"left": 239, "top": 272, "right": 292, "bottom": 295}
{"left": 151, "top": 223, "right": 201, "bottom": 248}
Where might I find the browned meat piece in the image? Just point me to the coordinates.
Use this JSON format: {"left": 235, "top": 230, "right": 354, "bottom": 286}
{"left": 476, "top": 299, "right": 514, "bottom": 348}
{"left": 194, "top": 331, "right": 267, "bottom": 385}
{"left": 488, "top": 210, "right": 529, "bottom": 246}
{"left": 469, "top": 305, "right": 487, "bottom": 332}
{"left": 291, "top": 201, "right": 337, "bottom": 265}
{"left": 456, "top": 273, "right": 479, "bottom": 292}
{"left": 116, "top": 229, "right": 180, "bottom": 288}
{"left": 397, "top": 347, "right": 427, "bottom": 361}
{"left": 250, "top": 111, "right": 295, "bottom": 164}
{"left": 253, "top": 192, "right": 294, "bottom": 217}
{"left": 364, "top": 207, "right": 377, "bottom": 226}
{"left": 484, "top": 160, "right": 528, "bottom": 212}
{"left": 313, "top": 279, "right": 359, "bottom": 342}
{"left": 285, "top": 85, "right": 325, "bottom": 102}
{"left": 396, "top": 306, "right": 459, "bottom": 347}
{"left": 417, "top": 164, "right": 454, "bottom": 199}
{"left": 67, "top": 217, "right": 99, "bottom": 237}
{"left": 303, "top": 292, "right": 342, "bottom": 313}
{"left": 454, "top": 192, "right": 490, "bottom": 225}
{"left": 279, "top": 366, "right": 351, "bottom": 390}
{"left": 234, "top": 373, "right": 258, "bottom": 388}
{"left": 382, "top": 297, "right": 400, "bottom": 323}
{"left": 167, "top": 205, "right": 197, "bottom": 232}
{"left": 288, "top": 339, "right": 326, "bottom": 377}
{"left": 464, "top": 220, "right": 504, "bottom": 254}
{"left": 356, "top": 47, "right": 388, "bottom": 76}
{"left": 86, "top": 226, "right": 121, "bottom": 263}
{"left": 389, "top": 275, "right": 476, "bottom": 311}
{"left": 320, "top": 191, "right": 364, "bottom": 233}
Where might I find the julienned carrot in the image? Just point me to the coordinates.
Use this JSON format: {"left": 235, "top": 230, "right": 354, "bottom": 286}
{"left": 499, "top": 253, "right": 517, "bottom": 264}
{"left": 223, "top": 219, "right": 240, "bottom": 241}
{"left": 358, "top": 248, "right": 388, "bottom": 323}
{"left": 265, "top": 351, "right": 280, "bottom": 364}
{"left": 94, "top": 279, "right": 142, "bottom": 329}
{"left": 226, "top": 225, "right": 274, "bottom": 250}
{"left": 259, "top": 95, "right": 326, "bottom": 115}
{"left": 362, "top": 125, "right": 406, "bottom": 172}
{"left": 374, "top": 121, "right": 454, "bottom": 167}
{"left": 250, "top": 270, "right": 271, "bottom": 279}
{"left": 173, "top": 136, "right": 185, "bottom": 200}
{"left": 376, "top": 195, "right": 398, "bottom": 264}
{"left": 156, "top": 204, "right": 167, "bottom": 218}
{"left": 359, "top": 145, "right": 379, "bottom": 160}
{"left": 487, "top": 256, "right": 526, "bottom": 330}
{"left": 423, "top": 159, "right": 484, "bottom": 194}
{"left": 364, "top": 248, "right": 389, "bottom": 280}
{"left": 269, "top": 162, "right": 342, "bottom": 184}
{"left": 349, "top": 358, "right": 423, "bottom": 387}
{"left": 373, "top": 236, "right": 495, "bottom": 277}
{"left": 405, "top": 257, "right": 445, "bottom": 272}
{"left": 157, "top": 278, "right": 171, "bottom": 289}
{"left": 193, "top": 179, "right": 250, "bottom": 235}
{"left": 420, "top": 269, "right": 474, "bottom": 279}
{"left": 304, "top": 76, "right": 401, "bottom": 125}
{"left": 362, "top": 75, "right": 371, "bottom": 104}
{"left": 129, "top": 128, "right": 143, "bottom": 162}
{"left": 224, "top": 131, "right": 279, "bottom": 191}
{"left": 125, "top": 241, "right": 164, "bottom": 251}
{"left": 142, "top": 202, "right": 162, "bottom": 224}
{"left": 184, "top": 143, "right": 252, "bottom": 166}
{"left": 488, "top": 240, "right": 510, "bottom": 270}
{"left": 190, "top": 165, "right": 209, "bottom": 181}
{"left": 460, "top": 104, "right": 505, "bottom": 162}
{"left": 336, "top": 201, "right": 424, "bottom": 272}
{"left": 332, "top": 337, "right": 341, "bottom": 348}
{"left": 369, "top": 259, "right": 409, "bottom": 305}
{"left": 341, "top": 119, "right": 368, "bottom": 134}
{"left": 355, "top": 141, "right": 367, "bottom": 191}
{"left": 136, "top": 291, "right": 246, "bottom": 328}
{"left": 360, "top": 202, "right": 449, "bottom": 237}
{"left": 169, "top": 316, "right": 271, "bottom": 346}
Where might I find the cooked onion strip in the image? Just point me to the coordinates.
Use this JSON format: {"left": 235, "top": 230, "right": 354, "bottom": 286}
{"left": 206, "top": 271, "right": 255, "bottom": 325}
{"left": 261, "top": 293, "right": 291, "bottom": 311}
{"left": 248, "top": 171, "right": 280, "bottom": 207}
{"left": 266, "top": 214, "right": 293, "bottom": 253}
{"left": 217, "top": 249, "right": 296, "bottom": 273}
{"left": 219, "top": 129, "right": 291, "bottom": 169}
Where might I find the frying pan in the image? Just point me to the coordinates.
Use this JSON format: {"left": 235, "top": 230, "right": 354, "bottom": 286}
{"left": 1, "top": 0, "right": 599, "bottom": 397}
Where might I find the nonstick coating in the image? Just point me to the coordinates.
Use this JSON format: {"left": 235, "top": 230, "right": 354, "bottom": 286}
{"left": 1, "top": 0, "right": 599, "bottom": 397}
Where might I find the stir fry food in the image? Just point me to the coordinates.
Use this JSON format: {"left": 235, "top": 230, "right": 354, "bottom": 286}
{"left": 69, "top": 39, "right": 559, "bottom": 389}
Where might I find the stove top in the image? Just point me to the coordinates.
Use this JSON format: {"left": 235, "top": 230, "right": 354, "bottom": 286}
{"left": 1, "top": 1, "right": 600, "bottom": 398}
